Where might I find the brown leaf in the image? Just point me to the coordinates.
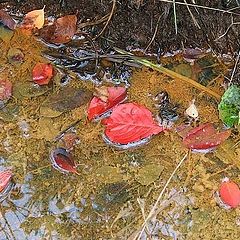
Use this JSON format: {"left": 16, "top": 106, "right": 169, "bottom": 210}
{"left": 41, "top": 15, "right": 77, "bottom": 44}
{"left": 0, "top": 10, "right": 16, "bottom": 30}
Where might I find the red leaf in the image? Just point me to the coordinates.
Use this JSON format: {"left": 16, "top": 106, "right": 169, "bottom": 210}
{"left": 0, "top": 79, "right": 12, "bottom": 101}
{"left": 183, "top": 123, "right": 231, "bottom": 150}
{"left": 41, "top": 15, "right": 77, "bottom": 44}
{"left": 32, "top": 63, "right": 53, "bottom": 85}
{"left": 88, "top": 86, "right": 127, "bottom": 120}
{"left": 219, "top": 179, "right": 240, "bottom": 208}
{"left": 50, "top": 148, "right": 78, "bottom": 174}
{"left": 103, "top": 103, "right": 163, "bottom": 144}
{"left": 0, "top": 10, "right": 16, "bottom": 30}
{"left": 0, "top": 170, "right": 13, "bottom": 192}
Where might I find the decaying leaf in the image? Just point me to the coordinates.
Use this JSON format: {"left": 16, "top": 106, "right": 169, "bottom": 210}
{"left": 0, "top": 24, "right": 13, "bottom": 42}
{"left": 0, "top": 10, "right": 16, "bottom": 30}
{"left": 7, "top": 48, "right": 24, "bottom": 65}
{"left": 32, "top": 63, "right": 53, "bottom": 85}
{"left": 136, "top": 164, "right": 164, "bottom": 186}
{"left": 88, "top": 86, "right": 127, "bottom": 120}
{"left": 40, "top": 87, "right": 92, "bottom": 115}
{"left": 36, "top": 118, "right": 59, "bottom": 141}
{"left": 21, "top": 7, "right": 45, "bottom": 30}
{"left": 0, "top": 104, "right": 18, "bottom": 122}
{"left": 40, "top": 15, "right": 77, "bottom": 44}
{"left": 0, "top": 79, "right": 12, "bottom": 101}
{"left": 103, "top": 103, "right": 164, "bottom": 144}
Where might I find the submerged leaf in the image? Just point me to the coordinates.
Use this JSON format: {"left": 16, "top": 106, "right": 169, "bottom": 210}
{"left": 0, "top": 79, "right": 12, "bottom": 101}
{"left": 0, "top": 24, "right": 13, "bottom": 42}
{"left": 103, "top": 103, "right": 164, "bottom": 144}
{"left": 41, "top": 15, "right": 77, "bottom": 44}
{"left": 88, "top": 86, "right": 127, "bottom": 120}
{"left": 32, "top": 63, "right": 53, "bottom": 85}
{"left": 0, "top": 10, "right": 16, "bottom": 30}
{"left": 183, "top": 123, "right": 231, "bottom": 151}
{"left": 219, "top": 178, "right": 240, "bottom": 208}
{"left": 218, "top": 85, "right": 240, "bottom": 127}
{"left": 7, "top": 48, "right": 24, "bottom": 65}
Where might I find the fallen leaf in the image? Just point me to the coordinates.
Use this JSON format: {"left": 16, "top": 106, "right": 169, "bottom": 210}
{"left": 219, "top": 178, "right": 240, "bottom": 208}
{"left": 183, "top": 123, "right": 231, "bottom": 151}
{"left": 50, "top": 148, "right": 78, "bottom": 174}
{"left": 41, "top": 15, "right": 77, "bottom": 44}
{"left": 41, "top": 87, "right": 92, "bottom": 115}
{"left": 88, "top": 86, "right": 127, "bottom": 120}
{"left": 103, "top": 103, "right": 164, "bottom": 144}
{"left": 0, "top": 170, "right": 13, "bottom": 192}
{"left": 21, "top": 7, "right": 45, "bottom": 30}
{"left": 32, "top": 63, "right": 53, "bottom": 85}
{"left": 0, "top": 79, "right": 12, "bottom": 101}
{"left": 7, "top": 48, "right": 24, "bottom": 65}
{"left": 0, "top": 10, "right": 16, "bottom": 30}
{"left": 0, "top": 24, "right": 13, "bottom": 42}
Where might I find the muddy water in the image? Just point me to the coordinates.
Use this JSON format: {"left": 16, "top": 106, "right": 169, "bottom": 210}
{"left": 0, "top": 27, "right": 240, "bottom": 240}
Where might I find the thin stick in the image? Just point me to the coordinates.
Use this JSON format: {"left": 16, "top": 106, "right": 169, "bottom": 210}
{"left": 183, "top": 0, "right": 201, "bottom": 29}
{"left": 93, "top": 0, "right": 116, "bottom": 40}
{"left": 134, "top": 152, "right": 188, "bottom": 240}
{"left": 159, "top": 0, "right": 240, "bottom": 16}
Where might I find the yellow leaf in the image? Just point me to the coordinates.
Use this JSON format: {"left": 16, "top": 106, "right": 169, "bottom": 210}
{"left": 23, "top": 6, "right": 45, "bottom": 29}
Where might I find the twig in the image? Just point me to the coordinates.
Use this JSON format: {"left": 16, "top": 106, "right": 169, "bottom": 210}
{"left": 134, "top": 152, "right": 188, "bottom": 240}
{"left": 173, "top": 0, "right": 178, "bottom": 34}
{"left": 183, "top": 0, "right": 201, "bottom": 29}
{"left": 159, "top": 0, "right": 240, "bottom": 16}
{"left": 93, "top": 0, "right": 116, "bottom": 40}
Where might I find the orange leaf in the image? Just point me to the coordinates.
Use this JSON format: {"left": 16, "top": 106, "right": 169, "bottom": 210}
{"left": 32, "top": 63, "right": 53, "bottom": 85}
{"left": 22, "top": 6, "right": 45, "bottom": 30}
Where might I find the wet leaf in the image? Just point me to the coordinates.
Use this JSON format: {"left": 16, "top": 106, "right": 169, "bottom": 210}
{"left": 41, "top": 87, "right": 92, "bottom": 115}
{"left": 13, "top": 82, "right": 50, "bottom": 99}
{"left": 0, "top": 104, "right": 18, "bottom": 122}
{"left": 218, "top": 85, "right": 240, "bottom": 127}
{"left": 219, "top": 178, "right": 240, "bottom": 208}
{"left": 0, "top": 169, "right": 13, "bottom": 192}
{"left": 41, "top": 15, "right": 77, "bottom": 44}
{"left": 88, "top": 86, "right": 127, "bottom": 120}
{"left": 32, "top": 63, "right": 53, "bottom": 85}
{"left": 183, "top": 123, "right": 231, "bottom": 151}
{"left": 7, "top": 48, "right": 24, "bottom": 65}
{"left": 0, "top": 79, "right": 12, "bottom": 101}
{"left": 0, "top": 10, "right": 16, "bottom": 30}
{"left": 136, "top": 164, "right": 164, "bottom": 186}
{"left": 0, "top": 24, "right": 13, "bottom": 42}
{"left": 21, "top": 7, "right": 45, "bottom": 30}
{"left": 50, "top": 148, "right": 78, "bottom": 174}
{"left": 95, "top": 166, "right": 125, "bottom": 184}
{"left": 174, "top": 63, "right": 192, "bottom": 78}
{"left": 103, "top": 103, "right": 164, "bottom": 144}
{"left": 36, "top": 118, "right": 59, "bottom": 141}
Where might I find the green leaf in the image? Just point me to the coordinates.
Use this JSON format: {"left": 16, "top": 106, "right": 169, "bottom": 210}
{"left": 218, "top": 85, "right": 240, "bottom": 127}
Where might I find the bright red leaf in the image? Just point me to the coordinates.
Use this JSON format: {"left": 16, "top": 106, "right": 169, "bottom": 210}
{"left": 103, "top": 103, "right": 164, "bottom": 144}
{"left": 41, "top": 15, "right": 77, "bottom": 44}
{"left": 219, "top": 178, "right": 240, "bottom": 208}
{"left": 32, "top": 63, "right": 53, "bottom": 85}
{"left": 0, "top": 10, "right": 16, "bottom": 30}
{"left": 183, "top": 123, "right": 231, "bottom": 150}
{"left": 0, "top": 170, "right": 13, "bottom": 192}
{"left": 88, "top": 86, "right": 127, "bottom": 120}
{"left": 0, "top": 79, "right": 12, "bottom": 101}
{"left": 50, "top": 148, "right": 78, "bottom": 174}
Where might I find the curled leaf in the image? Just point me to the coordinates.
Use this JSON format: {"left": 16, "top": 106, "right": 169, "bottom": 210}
{"left": 183, "top": 123, "right": 231, "bottom": 152}
{"left": 32, "top": 63, "right": 53, "bottom": 85}
{"left": 0, "top": 79, "right": 12, "bottom": 101}
{"left": 88, "top": 86, "right": 127, "bottom": 120}
{"left": 41, "top": 15, "right": 77, "bottom": 44}
{"left": 219, "top": 178, "right": 240, "bottom": 208}
{"left": 0, "top": 10, "right": 16, "bottom": 30}
{"left": 21, "top": 7, "right": 45, "bottom": 30}
{"left": 103, "top": 103, "right": 163, "bottom": 145}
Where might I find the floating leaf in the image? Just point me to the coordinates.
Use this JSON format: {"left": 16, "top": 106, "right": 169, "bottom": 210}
{"left": 21, "top": 7, "right": 45, "bottom": 30}
{"left": 0, "top": 10, "right": 16, "bottom": 30}
{"left": 41, "top": 87, "right": 92, "bottom": 116}
{"left": 219, "top": 178, "right": 240, "bottom": 208}
{"left": 103, "top": 103, "right": 164, "bottom": 144}
{"left": 88, "top": 86, "right": 127, "bottom": 120}
{"left": 7, "top": 48, "right": 24, "bottom": 65}
{"left": 13, "top": 82, "right": 50, "bottom": 99}
{"left": 32, "top": 63, "right": 53, "bottom": 85}
{"left": 41, "top": 15, "right": 77, "bottom": 44}
{"left": 0, "top": 79, "right": 12, "bottom": 101}
{"left": 183, "top": 123, "right": 231, "bottom": 151}
{"left": 50, "top": 148, "right": 78, "bottom": 174}
{"left": 136, "top": 164, "right": 164, "bottom": 186}
{"left": 218, "top": 85, "right": 240, "bottom": 127}
{"left": 0, "top": 170, "right": 13, "bottom": 192}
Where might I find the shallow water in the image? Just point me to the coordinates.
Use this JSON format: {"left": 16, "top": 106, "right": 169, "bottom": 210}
{"left": 0, "top": 25, "right": 240, "bottom": 240}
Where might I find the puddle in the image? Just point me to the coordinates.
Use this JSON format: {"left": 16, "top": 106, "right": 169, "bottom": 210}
{"left": 0, "top": 20, "right": 240, "bottom": 240}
